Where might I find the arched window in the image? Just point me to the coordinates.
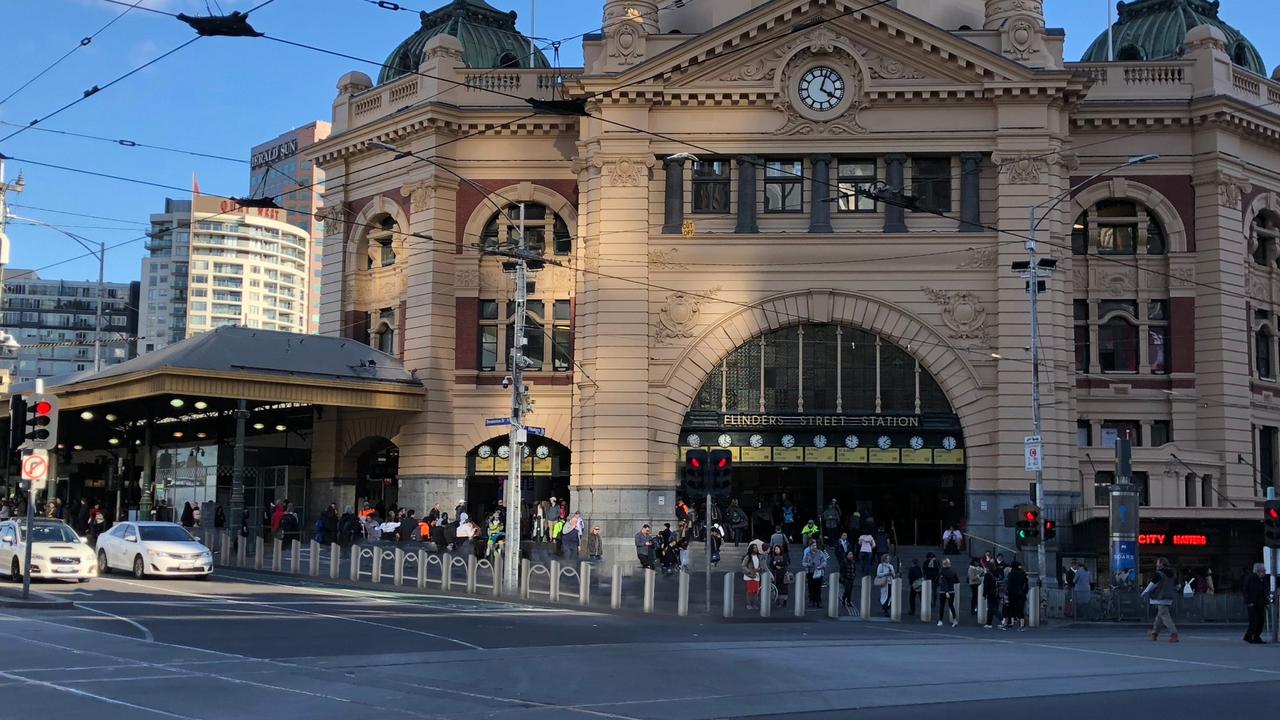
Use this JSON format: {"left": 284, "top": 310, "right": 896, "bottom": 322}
{"left": 481, "top": 203, "right": 571, "bottom": 257}
{"left": 1257, "top": 326, "right": 1275, "bottom": 380}
{"left": 1116, "top": 44, "right": 1145, "bottom": 62}
{"left": 365, "top": 215, "right": 398, "bottom": 269}
{"left": 1073, "top": 198, "right": 1167, "bottom": 256}
{"left": 1098, "top": 300, "right": 1140, "bottom": 372}
{"left": 1232, "top": 42, "right": 1251, "bottom": 69}
{"left": 1252, "top": 212, "right": 1280, "bottom": 267}
{"left": 497, "top": 51, "right": 520, "bottom": 68}
{"left": 372, "top": 307, "right": 396, "bottom": 356}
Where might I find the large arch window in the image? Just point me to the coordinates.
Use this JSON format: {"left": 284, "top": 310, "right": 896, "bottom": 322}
{"left": 372, "top": 307, "right": 396, "bottom": 355}
{"left": 692, "top": 324, "right": 953, "bottom": 416}
{"left": 1257, "top": 321, "right": 1275, "bottom": 381}
{"left": 481, "top": 203, "right": 571, "bottom": 257}
{"left": 1098, "top": 300, "right": 1139, "bottom": 373}
{"left": 1251, "top": 211, "right": 1280, "bottom": 267}
{"left": 365, "top": 216, "right": 398, "bottom": 269}
{"left": 1073, "top": 198, "right": 1166, "bottom": 256}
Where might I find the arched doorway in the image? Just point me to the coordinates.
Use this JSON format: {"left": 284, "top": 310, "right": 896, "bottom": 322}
{"left": 353, "top": 438, "right": 399, "bottom": 511}
{"left": 681, "top": 323, "right": 966, "bottom": 546}
{"left": 467, "top": 436, "right": 570, "bottom": 529}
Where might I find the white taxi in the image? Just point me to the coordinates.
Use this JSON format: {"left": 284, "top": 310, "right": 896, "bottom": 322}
{"left": 96, "top": 521, "right": 212, "bottom": 579}
{"left": 0, "top": 518, "right": 97, "bottom": 582}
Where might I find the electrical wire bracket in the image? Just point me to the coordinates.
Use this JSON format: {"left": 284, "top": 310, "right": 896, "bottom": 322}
{"left": 177, "top": 12, "right": 264, "bottom": 38}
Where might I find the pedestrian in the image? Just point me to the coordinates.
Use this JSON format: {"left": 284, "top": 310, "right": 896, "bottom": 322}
{"left": 214, "top": 505, "right": 227, "bottom": 529}
{"left": 742, "top": 541, "right": 764, "bottom": 610}
{"left": 709, "top": 521, "right": 724, "bottom": 565}
{"left": 923, "top": 552, "right": 940, "bottom": 615}
{"left": 1243, "top": 562, "right": 1269, "bottom": 644}
{"left": 769, "top": 544, "right": 791, "bottom": 606}
{"left": 751, "top": 502, "right": 773, "bottom": 541}
{"left": 836, "top": 531, "right": 852, "bottom": 560}
{"left": 938, "top": 558, "right": 960, "bottom": 627}
{"left": 74, "top": 498, "right": 89, "bottom": 535}
{"left": 562, "top": 511, "right": 583, "bottom": 558}
{"left": 941, "top": 525, "right": 963, "bottom": 555}
{"left": 1072, "top": 562, "right": 1093, "bottom": 620}
{"left": 982, "top": 563, "right": 1001, "bottom": 629}
{"left": 769, "top": 525, "right": 789, "bottom": 556}
{"left": 635, "top": 524, "right": 656, "bottom": 570}
{"left": 780, "top": 497, "right": 797, "bottom": 541}
{"left": 821, "top": 499, "right": 842, "bottom": 544}
{"left": 876, "top": 554, "right": 895, "bottom": 617}
{"left": 1005, "top": 561, "right": 1029, "bottom": 631}
{"left": 87, "top": 504, "right": 106, "bottom": 545}
{"left": 728, "top": 500, "right": 748, "bottom": 546}
{"left": 967, "top": 558, "right": 982, "bottom": 616}
{"left": 857, "top": 529, "right": 876, "bottom": 576}
{"left": 907, "top": 559, "right": 923, "bottom": 615}
{"left": 1205, "top": 568, "right": 1216, "bottom": 594}
{"left": 280, "top": 503, "right": 300, "bottom": 549}
{"left": 584, "top": 525, "right": 603, "bottom": 560}
{"left": 803, "top": 539, "right": 829, "bottom": 609}
{"left": 1143, "top": 557, "right": 1180, "bottom": 643}
{"left": 338, "top": 505, "right": 357, "bottom": 545}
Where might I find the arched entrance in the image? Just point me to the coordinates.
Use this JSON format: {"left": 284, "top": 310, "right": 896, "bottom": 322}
{"left": 467, "top": 436, "right": 570, "bottom": 525}
{"left": 353, "top": 438, "right": 399, "bottom": 511}
{"left": 681, "top": 323, "right": 966, "bottom": 546}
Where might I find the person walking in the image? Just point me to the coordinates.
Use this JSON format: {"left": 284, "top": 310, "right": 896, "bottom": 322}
{"left": 1143, "top": 557, "right": 1180, "bottom": 643}
{"left": 562, "top": 511, "right": 583, "bottom": 559}
{"left": 840, "top": 550, "right": 857, "bottom": 610}
{"left": 1243, "top": 562, "right": 1269, "bottom": 644}
{"left": 967, "top": 558, "right": 982, "bottom": 616}
{"left": 1072, "top": 562, "right": 1093, "bottom": 620}
{"left": 1005, "top": 561, "right": 1029, "bottom": 631}
{"left": 769, "top": 544, "right": 791, "bottom": 606}
{"left": 742, "top": 541, "right": 764, "bottom": 610}
{"left": 180, "top": 501, "right": 196, "bottom": 528}
{"left": 907, "top": 559, "right": 923, "bottom": 616}
{"left": 728, "top": 500, "right": 748, "bottom": 546}
{"left": 803, "top": 539, "right": 829, "bottom": 609}
{"left": 982, "top": 563, "right": 1001, "bottom": 629}
{"left": 769, "top": 525, "right": 789, "bottom": 556}
{"left": 923, "top": 552, "right": 941, "bottom": 616}
{"left": 875, "top": 554, "right": 895, "bottom": 617}
{"left": 857, "top": 529, "right": 876, "bottom": 576}
{"left": 821, "top": 499, "right": 842, "bottom": 545}
{"left": 938, "top": 558, "right": 961, "bottom": 627}
{"left": 635, "top": 524, "right": 656, "bottom": 570}
{"left": 584, "top": 525, "right": 603, "bottom": 560}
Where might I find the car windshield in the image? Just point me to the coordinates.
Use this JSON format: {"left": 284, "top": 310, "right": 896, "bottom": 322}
{"left": 138, "top": 526, "right": 196, "bottom": 542}
{"left": 18, "top": 524, "right": 79, "bottom": 543}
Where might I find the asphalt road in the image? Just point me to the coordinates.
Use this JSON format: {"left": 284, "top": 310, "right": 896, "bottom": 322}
{"left": 1, "top": 570, "right": 1277, "bottom": 719}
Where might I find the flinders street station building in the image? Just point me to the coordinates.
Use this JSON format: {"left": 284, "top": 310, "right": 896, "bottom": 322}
{"left": 27, "top": 0, "right": 1280, "bottom": 578}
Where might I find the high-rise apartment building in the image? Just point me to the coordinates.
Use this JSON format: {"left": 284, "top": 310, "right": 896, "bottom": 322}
{"left": 138, "top": 196, "right": 309, "bottom": 354}
{"left": 249, "top": 121, "right": 330, "bottom": 332}
{"left": 0, "top": 269, "right": 139, "bottom": 382}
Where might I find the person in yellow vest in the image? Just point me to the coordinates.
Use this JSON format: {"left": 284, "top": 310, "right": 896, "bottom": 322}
{"left": 801, "top": 519, "right": 821, "bottom": 546}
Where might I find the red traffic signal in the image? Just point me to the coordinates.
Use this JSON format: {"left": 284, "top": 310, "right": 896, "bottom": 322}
{"left": 715, "top": 457, "right": 728, "bottom": 470}
{"left": 1024, "top": 510, "right": 1037, "bottom": 521}
{"left": 33, "top": 401, "right": 52, "bottom": 416}
{"left": 689, "top": 457, "right": 702, "bottom": 470}
{"left": 1270, "top": 508, "right": 1279, "bottom": 520}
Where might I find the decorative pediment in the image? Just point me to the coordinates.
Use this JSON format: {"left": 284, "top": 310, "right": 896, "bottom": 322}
{"left": 708, "top": 26, "right": 931, "bottom": 87}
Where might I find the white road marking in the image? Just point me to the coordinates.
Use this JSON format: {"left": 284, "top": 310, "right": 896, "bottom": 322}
{"left": 0, "top": 668, "right": 197, "bottom": 719}
{"left": 78, "top": 604, "right": 154, "bottom": 642}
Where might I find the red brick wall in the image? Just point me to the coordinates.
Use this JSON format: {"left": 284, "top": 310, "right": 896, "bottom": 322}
{"left": 1170, "top": 296, "right": 1195, "bottom": 373}
{"left": 455, "top": 297, "right": 478, "bottom": 370}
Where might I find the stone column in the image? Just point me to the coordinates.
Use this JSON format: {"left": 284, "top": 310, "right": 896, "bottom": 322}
{"left": 661, "top": 156, "right": 684, "bottom": 235}
{"left": 736, "top": 156, "right": 759, "bottom": 234}
{"left": 810, "top": 155, "right": 834, "bottom": 234}
{"left": 884, "top": 154, "right": 908, "bottom": 233}
{"left": 959, "top": 152, "right": 984, "bottom": 232}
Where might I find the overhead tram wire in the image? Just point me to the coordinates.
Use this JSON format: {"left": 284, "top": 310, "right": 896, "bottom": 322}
{"left": 0, "top": 0, "right": 149, "bottom": 107}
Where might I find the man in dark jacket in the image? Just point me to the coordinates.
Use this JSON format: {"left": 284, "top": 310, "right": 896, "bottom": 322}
{"left": 1244, "top": 562, "right": 1269, "bottom": 644}
{"left": 1005, "top": 561, "right": 1030, "bottom": 631}
{"left": 1143, "top": 557, "right": 1180, "bottom": 642}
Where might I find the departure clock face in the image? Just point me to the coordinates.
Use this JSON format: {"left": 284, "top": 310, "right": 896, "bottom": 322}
{"left": 845, "top": 435, "right": 860, "bottom": 449}
{"left": 910, "top": 436, "right": 925, "bottom": 450}
{"left": 750, "top": 434, "right": 765, "bottom": 448}
{"left": 718, "top": 433, "right": 734, "bottom": 448}
{"left": 536, "top": 445, "right": 550, "bottom": 459}
{"left": 686, "top": 433, "right": 702, "bottom": 448}
{"left": 877, "top": 435, "right": 892, "bottom": 450}
{"left": 477, "top": 446, "right": 493, "bottom": 459}
{"left": 798, "top": 66, "right": 845, "bottom": 112}
{"left": 497, "top": 445, "right": 510, "bottom": 459}
{"left": 813, "top": 434, "right": 828, "bottom": 449}
{"left": 781, "top": 434, "right": 796, "bottom": 448}
{"left": 942, "top": 436, "right": 958, "bottom": 451}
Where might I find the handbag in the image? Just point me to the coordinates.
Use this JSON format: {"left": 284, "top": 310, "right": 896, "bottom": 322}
{"left": 911, "top": 579, "right": 923, "bottom": 591}
{"left": 784, "top": 571, "right": 794, "bottom": 585}
{"left": 874, "top": 575, "right": 888, "bottom": 588}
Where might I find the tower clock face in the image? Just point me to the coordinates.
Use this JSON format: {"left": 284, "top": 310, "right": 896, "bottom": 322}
{"left": 798, "top": 66, "right": 845, "bottom": 112}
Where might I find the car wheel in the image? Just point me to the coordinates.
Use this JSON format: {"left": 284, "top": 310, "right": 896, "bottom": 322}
{"left": 77, "top": 578, "right": 90, "bottom": 583}
{"left": 9, "top": 558, "right": 19, "bottom": 582}
{"left": 132, "top": 555, "right": 145, "bottom": 580}
{"left": 97, "top": 550, "right": 110, "bottom": 575}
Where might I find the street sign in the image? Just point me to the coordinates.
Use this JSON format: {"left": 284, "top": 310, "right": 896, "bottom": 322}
{"left": 485, "top": 418, "right": 511, "bottom": 427}
{"left": 527, "top": 426, "right": 545, "bottom": 436}
{"left": 20, "top": 449, "right": 48, "bottom": 491}
{"left": 1023, "top": 435, "right": 1043, "bottom": 472}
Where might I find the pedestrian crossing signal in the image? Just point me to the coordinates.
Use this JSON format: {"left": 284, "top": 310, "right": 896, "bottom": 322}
{"left": 1264, "top": 500, "right": 1280, "bottom": 549}
{"left": 1014, "top": 503, "right": 1042, "bottom": 548}
{"left": 684, "top": 449, "right": 709, "bottom": 498}
{"left": 708, "top": 449, "right": 732, "bottom": 498}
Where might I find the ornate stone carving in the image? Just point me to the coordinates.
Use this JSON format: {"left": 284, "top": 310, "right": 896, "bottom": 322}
{"left": 655, "top": 287, "right": 721, "bottom": 345}
{"left": 606, "top": 157, "right": 651, "bottom": 187}
{"left": 455, "top": 268, "right": 479, "bottom": 289}
{"left": 1095, "top": 269, "right": 1137, "bottom": 294}
{"left": 649, "top": 248, "right": 687, "bottom": 270}
{"left": 604, "top": 2, "right": 657, "bottom": 68}
{"left": 921, "top": 287, "right": 990, "bottom": 344}
{"left": 1072, "top": 266, "right": 1089, "bottom": 290}
{"left": 316, "top": 204, "right": 346, "bottom": 238}
{"left": 1169, "top": 265, "right": 1195, "bottom": 288}
{"left": 1217, "top": 173, "right": 1253, "bottom": 209}
{"left": 958, "top": 246, "right": 999, "bottom": 269}
{"left": 992, "top": 153, "right": 1048, "bottom": 185}
{"left": 401, "top": 182, "right": 434, "bottom": 214}
{"left": 479, "top": 263, "right": 506, "bottom": 291}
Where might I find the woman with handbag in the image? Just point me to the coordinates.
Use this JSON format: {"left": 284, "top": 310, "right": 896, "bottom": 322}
{"left": 875, "top": 554, "right": 895, "bottom": 617}
{"left": 742, "top": 541, "right": 764, "bottom": 610}
{"left": 769, "top": 544, "right": 790, "bottom": 607}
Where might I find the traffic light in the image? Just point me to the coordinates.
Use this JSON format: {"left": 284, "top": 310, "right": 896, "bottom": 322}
{"left": 708, "top": 449, "right": 732, "bottom": 498}
{"left": 1015, "top": 503, "right": 1042, "bottom": 548}
{"left": 20, "top": 393, "right": 58, "bottom": 451}
{"left": 684, "top": 448, "right": 709, "bottom": 498}
{"left": 1043, "top": 518, "right": 1057, "bottom": 542}
{"left": 7, "top": 394, "right": 26, "bottom": 460}
{"left": 1264, "top": 500, "right": 1280, "bottom": 549}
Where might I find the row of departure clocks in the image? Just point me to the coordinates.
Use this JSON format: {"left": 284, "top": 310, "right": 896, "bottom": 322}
{"left": 684, "top": 433, "right": 961, "bottom": 451}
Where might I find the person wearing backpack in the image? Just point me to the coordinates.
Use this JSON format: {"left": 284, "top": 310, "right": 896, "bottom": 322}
{"left": 821, "top": 499, "right": 842, "bottom": 544}
{"left": 279, "top": 503, "right": 300, "bottom": 549}
{"left": 780, "top": 497, "right": 798, "bottom": 542}
{"left": 728, "top": 500, "right": 749, "bottom": 546}
{"left": 1144, "top": 557, "right": 1180, "bottom": 643}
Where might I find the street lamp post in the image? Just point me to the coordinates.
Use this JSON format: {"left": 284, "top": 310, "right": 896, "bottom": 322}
{"left": 368, "top": 141, "right": 532, "bottom": 595}
{"left": 1016, "top": 154, "right": 1158, "bottom": 588}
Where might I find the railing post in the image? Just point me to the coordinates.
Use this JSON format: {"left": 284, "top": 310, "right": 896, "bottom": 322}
{"left": 290, "top": 541, "right": 301, "bottom": 574}
{"left": 860, "top": 575, "right": 872, "bottom": 621}
{"left": 760, "top": 571, "right": 774, "bottom": 618}
{"left": 330, "top": 543, "right": 340, "bottom": 579}
{"left": 827, "top": 577, "right": 840, "bottom": 619}
{"left": 1029, "top": 586, "right": 1041, "bottom": 628}
{"left": 254, "top": 537, "right": 264, "bottom": 570}
{"left": 418, "top": 549, "right": 429, "bottom": 589}
{"left": 236, "top": 534, "right": 246, "bottom": 567}
{"left": 442, "top": 553, "right": 453, "bottom": 591}
{"left": 520, "top": 559, "right": 530, "bottom": 600}
{"left": 921, "top": 580, "right": 933, "bottom": 623}
{"left": 371, "top": 549, "right": 382, "bottom": 583}
{"left": 349, "top": 545, "right": 360, "bottom": 581}
{"left": 220, "top": 531, "right": 230, "bottom": 566}
{"left": 467, "top": 555, "right": 478, "bottom": 594}
{"left": 394, "top": 548, "right": 405, "bottom": 585}
{"left": 491, "top": 555, "right": 501, "bottom": 596}
{"left": 978, "top": 585, "right": 989, "bottom": 625}
{"left": 890, "top": 578, "right": 903, "bottom": 622}
{"left": 723, "top": 572, "right": 735, "bottom": 618}
{"left": 793, "top": 571, "right": 807, "bottom": 618}
{"left": 579, "top": 562, "right": 591, "bottom": 606}
{"left": 643, "top": 568, "right": 656, "bottom": 614}
{"left": 550, "top": 560, "right": 561, "bottom": 603}
{"left": 309, "top": 540, "right": 320, "bottom": 577}
{"left": 272, "top": 538, "right": 282, "bottom": 570}
{"left": 611, "top": 564, "right": 622, "bottom": 610}
{"left": 677, "top": 570, "right": 689, "bottom": 617}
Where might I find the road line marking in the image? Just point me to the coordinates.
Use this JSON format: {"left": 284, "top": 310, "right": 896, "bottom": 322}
{"left": 78, "top": 605, "right": 154, "bottom": 642}
{"left": 0, "top": 669, "right": 197, "bottom": 719}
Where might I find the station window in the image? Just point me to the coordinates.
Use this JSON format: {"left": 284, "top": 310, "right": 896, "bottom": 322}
{"left": 691, "top": 160, "right": 731, "bottom": 214}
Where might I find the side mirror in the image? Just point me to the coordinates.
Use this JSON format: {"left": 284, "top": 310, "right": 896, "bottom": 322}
{"left": 80, "top": 536, "right": 89, "bottom": 545}
{"left": 124, "top": 535, "right": 137, "bottom": 543}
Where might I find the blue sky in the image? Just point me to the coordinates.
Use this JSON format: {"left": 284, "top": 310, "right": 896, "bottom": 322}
{"left": 0, "top": 0, "right": 1274, "bottom": 283}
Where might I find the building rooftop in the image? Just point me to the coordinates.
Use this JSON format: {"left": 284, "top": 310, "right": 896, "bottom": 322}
{"left": 379, "top": 0, "right": 550, "bottom": 85}
{"left": 1081, "top": 0, "right": 1265, "bottom": 75}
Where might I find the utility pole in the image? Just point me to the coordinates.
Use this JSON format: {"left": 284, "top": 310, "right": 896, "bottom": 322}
{"left": 503, "top": 204, "right": 529, "bottom": 595}
{"left": 0, "top": 160, "right": 24, "bottom": 384}
{"left": 230, "top": 400, "right": 248, "bottom": 549}
{"left": 94, "top": 241, "right": 105, "bottom": 371}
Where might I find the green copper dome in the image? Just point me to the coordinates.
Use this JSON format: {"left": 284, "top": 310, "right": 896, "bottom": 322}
{"left": 1082, "top": 0, "right": 1265, "bottom": 75}
{"left": 379, "top": 0, "right": 549, "bottom": 85}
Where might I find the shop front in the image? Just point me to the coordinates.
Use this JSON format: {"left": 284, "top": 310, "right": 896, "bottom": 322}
{"left": 1071, "top": 516, "right": 1262, "bottom": 594}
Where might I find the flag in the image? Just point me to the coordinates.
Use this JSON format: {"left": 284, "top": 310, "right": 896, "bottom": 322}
{"left": 192, "top": 172, "right": 201, "bottom": 197}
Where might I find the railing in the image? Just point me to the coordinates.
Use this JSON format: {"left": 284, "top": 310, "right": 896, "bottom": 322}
{"left": 345, "top": 69, "right": 583, "bottom": 128}
{"left": 1234, "top": 69, "right": 1262, "bottom": 97}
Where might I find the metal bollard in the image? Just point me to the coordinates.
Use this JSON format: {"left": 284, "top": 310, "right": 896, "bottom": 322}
{"left": 890, "top": 578, "right": 903, "bottom": 622}
{"left": 520, "top": 559, "right": 530, "bottom": 599}
{"left": 442, "top": 553, "right": 453, "bottom": 592}
{"left": 220, "top": 532, "right": 231, "bottom": 566}
{"left": 394, "top": 548, "right": 405, "bottom": 585}
{"left": 236, "top": 535, "right": 246, "bottom": 567}
{"left": 677, "top": 570, "right": 689, "bottom": 617}
{"left": 418, "top": 549, "right": 429, "bottom": 589}
{"left": 371, "top": 549, "right": 382, "bottom": 583}
{"left": 467, "top": 555, "right": 478, "bottom": 594}
{"left": 272, "top": 539, "right": 282, "bottom": 570}
{"left": 860, "top": 576, "right": 872, "bottom": 620}
{"left": 349, "top": 544, "right": 361, "bottom": 582}
{"left": 921, "top": 580, "right": 933, "bottom": 623}
{"left": 723, "top": 573, "right": 735, "bottom": 618}
{"left": 642, "top": 568, "right": 656, "bottom": 614}
{"left": 978, "top": 587, "right": 989, "bottom": 625}
{"left": 309, "top": 540, "right": 320, "bottom": 577}
{"left": 611, "top": 564, "right": 622, "bottom": 610}
{"left": 827, "top": 577, "right": 840, "bottom": 619}
{"left": 491, "top": 555, "right": 502, "bottom": 596}
{"left": 254, "top": 538, "right": 264, "bottom": 570}
{"left": 580, "top": 562, "right": 592, "bottom": 606}
{"left": 1029, "top": 586, "right": 1041, "bottom": 628}
{"left": 760, "top": 572, "right": 773, "bottom": 618}
{"left": 550, "top": 560, "right": 561, "bottom": 602}
{"left": 290, "top": 542, "right": 301, "bottom": 574}
{"left": 793, "top": 571, "right": 807, "bottom": 618}
{"left": 330, "top": 543, "right": 340, "bottom": 579}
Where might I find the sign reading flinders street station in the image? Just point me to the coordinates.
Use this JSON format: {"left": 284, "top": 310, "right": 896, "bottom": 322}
{"left": 722, "top": 414, "right": 923, "bottom": 428}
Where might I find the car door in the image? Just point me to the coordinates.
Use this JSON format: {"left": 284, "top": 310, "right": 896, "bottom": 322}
{"left": 0, "top": 524, "right": 15, "bottom": 572}
{"left": 111, "top": 524, "right": 135, "bottom": 569}
{"left": 99, "top": 524, "right": 121, "bottom": 568}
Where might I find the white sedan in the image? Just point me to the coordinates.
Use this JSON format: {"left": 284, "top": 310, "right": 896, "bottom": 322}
{"left": 0, "top": 519, "right": 97, "bottom": 582}
{"left": 96, "top": 521, "right": 212, "bottom": 579}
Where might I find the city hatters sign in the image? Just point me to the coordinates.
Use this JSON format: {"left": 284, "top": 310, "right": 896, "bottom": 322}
{"left": 722, "top": 415, "right": 921, "bottom": 428}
